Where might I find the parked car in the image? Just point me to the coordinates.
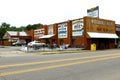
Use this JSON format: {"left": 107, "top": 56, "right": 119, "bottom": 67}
{"left": 12, "top": 40, "right": 26, "bottom": 46}
{"left": 27, "top": 41, "right": 46, "bottom": 47}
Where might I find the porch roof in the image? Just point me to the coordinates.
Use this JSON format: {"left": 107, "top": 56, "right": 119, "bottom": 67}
{"left": 87, "top": 32, "right": 118, "bottom": 39}
{"left": 39, "top": 34, "right": 55, "bottom": 39}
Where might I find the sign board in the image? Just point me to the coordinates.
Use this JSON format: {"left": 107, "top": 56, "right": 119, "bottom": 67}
{"left": 72, "top": 19, "right": 84, "bottom": 36}
{"left": 87, "top": 6, "right": 99, "bottom": 18}
{"left": 34, "top": 29, "right": 44, "bottom": 34}
{"left": 34, "top": 28, "right": 45, "bottom": 38}
{"left": 58, "top": 23, "right": 68, "bottom": 38}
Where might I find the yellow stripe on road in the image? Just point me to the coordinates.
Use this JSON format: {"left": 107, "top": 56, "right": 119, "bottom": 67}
{"left": 0, "top": 55, "right": 120, "bottom": 76}
{"left": 0, "top": 54, "right": 119, "bottom": 69}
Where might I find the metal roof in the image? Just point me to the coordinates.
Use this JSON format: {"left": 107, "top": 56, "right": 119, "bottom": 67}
{"left": 7, "top": 31, "right": 29, "bottom": 36}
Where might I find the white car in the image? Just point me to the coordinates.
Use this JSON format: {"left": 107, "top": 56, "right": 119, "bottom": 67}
{"left": 12, "top": 40, "right": 26, "bottom": 46}
{"left": 28, "top": 41, "right": 46, "bottom": 47}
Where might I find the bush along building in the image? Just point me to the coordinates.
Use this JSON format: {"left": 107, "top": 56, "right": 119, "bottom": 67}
{"left": 29, "top": 16, "right": 118, "bottom": 50}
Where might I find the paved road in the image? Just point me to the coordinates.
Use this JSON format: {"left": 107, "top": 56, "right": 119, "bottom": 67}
{"left": 0, "top": 46, "right": 21, "bottom": 51}
{"left": 0, "top": 49, "right": 120, "bottom": 80}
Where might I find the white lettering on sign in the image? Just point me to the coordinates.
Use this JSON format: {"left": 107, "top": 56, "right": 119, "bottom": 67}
{"left": 58, "top": 23, "right": 68, "bottom": 38}
{"left": 34, "top": 29, "right": 45, "bottom": 34}
{"left": 91, "top": 19, "right": 113, "bottom": 26}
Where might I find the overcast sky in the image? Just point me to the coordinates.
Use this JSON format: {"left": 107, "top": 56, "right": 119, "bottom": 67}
{"left": 0, "top": 0, "right": 120, "bottom": 27}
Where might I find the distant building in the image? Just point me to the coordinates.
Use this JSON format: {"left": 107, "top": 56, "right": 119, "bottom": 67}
{"left": 2, "top": 31, "right": 31, "bottom": 46}
{"left": 116, "top": 24, "right": 120, "bottom": 48}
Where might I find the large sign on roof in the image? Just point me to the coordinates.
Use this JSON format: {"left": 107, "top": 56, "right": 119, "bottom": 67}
{"left": 87, "top": 6, "right": 99, "bottom": 18}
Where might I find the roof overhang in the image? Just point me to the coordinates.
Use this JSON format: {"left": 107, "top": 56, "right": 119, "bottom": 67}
{"left": 87, "top": 32, "right": 118, "bottom": 38}
{"left": 39, "top": 34, "right": 55, "bottom": 39}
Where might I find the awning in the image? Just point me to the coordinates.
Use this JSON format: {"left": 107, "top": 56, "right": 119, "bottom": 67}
{"left": 39, "top": 34, "right": 55, "bottom": 39}
{"left": 87, "top": 32, "right": 118, "bottom": 38}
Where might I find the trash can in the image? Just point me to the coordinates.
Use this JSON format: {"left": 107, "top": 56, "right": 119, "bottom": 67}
{"left": 91, "top": 43, "right": 96, "bottom": 51}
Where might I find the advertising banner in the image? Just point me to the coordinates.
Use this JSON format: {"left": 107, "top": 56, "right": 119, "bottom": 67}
{"left": 87, "top": 6, "right": 99, "bottom": 18}
{"left": 34, "top": 29, "right": 44, "bottom": 34}
{"left": 58, "top": 23, "right": 68, "bottom": 38}
{"left": 72, "top": 19, "right": 84, "bottom": 36}
{"left": 34, "top": 28, "right": 45, "bottom": 38}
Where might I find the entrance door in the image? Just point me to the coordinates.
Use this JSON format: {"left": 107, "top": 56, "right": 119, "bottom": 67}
{"left": 98, "top": 39, "right": 109, "bottom": 49}
{"left": 60, "top": 39, "right": 64, "bottom": 45}
{"left": 72, "top": 39, "right": 76, "bottom": 47}
{"left": 46, "top": 39, "right": 50, "bottom": 44}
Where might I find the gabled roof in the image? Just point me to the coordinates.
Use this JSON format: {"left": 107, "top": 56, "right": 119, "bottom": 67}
{"left": 19, "top": 32, "right": 29, "bottom": 36}
{"left": 7, "top": 31, "right": 17, "bottom": 36}
{"left": 7, "top": 31, "right": 29, "bottom": 36}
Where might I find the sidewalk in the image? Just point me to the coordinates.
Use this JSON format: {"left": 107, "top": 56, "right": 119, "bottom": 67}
{"left": 23, "top": 47, "right": 89, "bottom": 54}
{"left": 0, "top": 48, "right": 87, "bottom": 54}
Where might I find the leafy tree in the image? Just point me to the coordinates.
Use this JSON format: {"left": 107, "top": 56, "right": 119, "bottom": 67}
{"left": 0, "top": 22, "right": 10, "bottom": 39}
{"left": 7, "top": 26, "right": 16, "bottom": 31}
{"left": 25, "top": 23, "right": 43, "bottom": 30}
{"left": 0, "top": 22, "right": 43, "bottom": 38}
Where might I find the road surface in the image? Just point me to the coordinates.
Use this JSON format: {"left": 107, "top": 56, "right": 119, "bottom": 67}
{"left": 0, "top": 49, "right": 120, "bottom": 80}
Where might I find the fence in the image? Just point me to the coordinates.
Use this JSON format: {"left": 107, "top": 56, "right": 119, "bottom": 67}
{"left": 20, "top": 44, "right": 70, "bottom": 52}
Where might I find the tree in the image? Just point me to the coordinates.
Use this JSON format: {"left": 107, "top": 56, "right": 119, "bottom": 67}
{"left": 0, "top": 22, "right": 10, "bottom": 39}
{"left": 0, "top": 22, "right": 10, "bottom": 46}
{"left": 0, "top": 22, "right": 44, "bottom": 38}
{"left": 25, "top": 23, "right": 43, "bottom": 30}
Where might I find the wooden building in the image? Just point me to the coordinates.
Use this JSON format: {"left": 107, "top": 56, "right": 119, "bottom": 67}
{"left": 33, "top": 25, "right": 57, "bottom": 45}
{"left": 27, "top": 16, "right": 118, "bottom": 50}
{"left": 84, "top": 16, "right": 118, "bottom": 49}
{"left": 2, "top": 31, "right": 31, "bottom": 46}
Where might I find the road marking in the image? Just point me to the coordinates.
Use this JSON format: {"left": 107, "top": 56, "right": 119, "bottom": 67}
{"left": 0, "top": 54, "right": 119, "bottom": 69}
{"left": 0, "top": 55, "right": 120, "bottom": 76}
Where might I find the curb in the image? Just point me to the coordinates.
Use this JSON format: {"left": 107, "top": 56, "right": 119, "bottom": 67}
{"left": 39, "top": 50, "right": 89, "bottom": 55}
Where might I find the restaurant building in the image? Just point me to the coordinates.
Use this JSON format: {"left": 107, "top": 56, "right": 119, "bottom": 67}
{"left": 27, "top": 16, "right": 119, "bottom": 50}
{"left": 84, "top": 16, "right": 118, "bottom": 49}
